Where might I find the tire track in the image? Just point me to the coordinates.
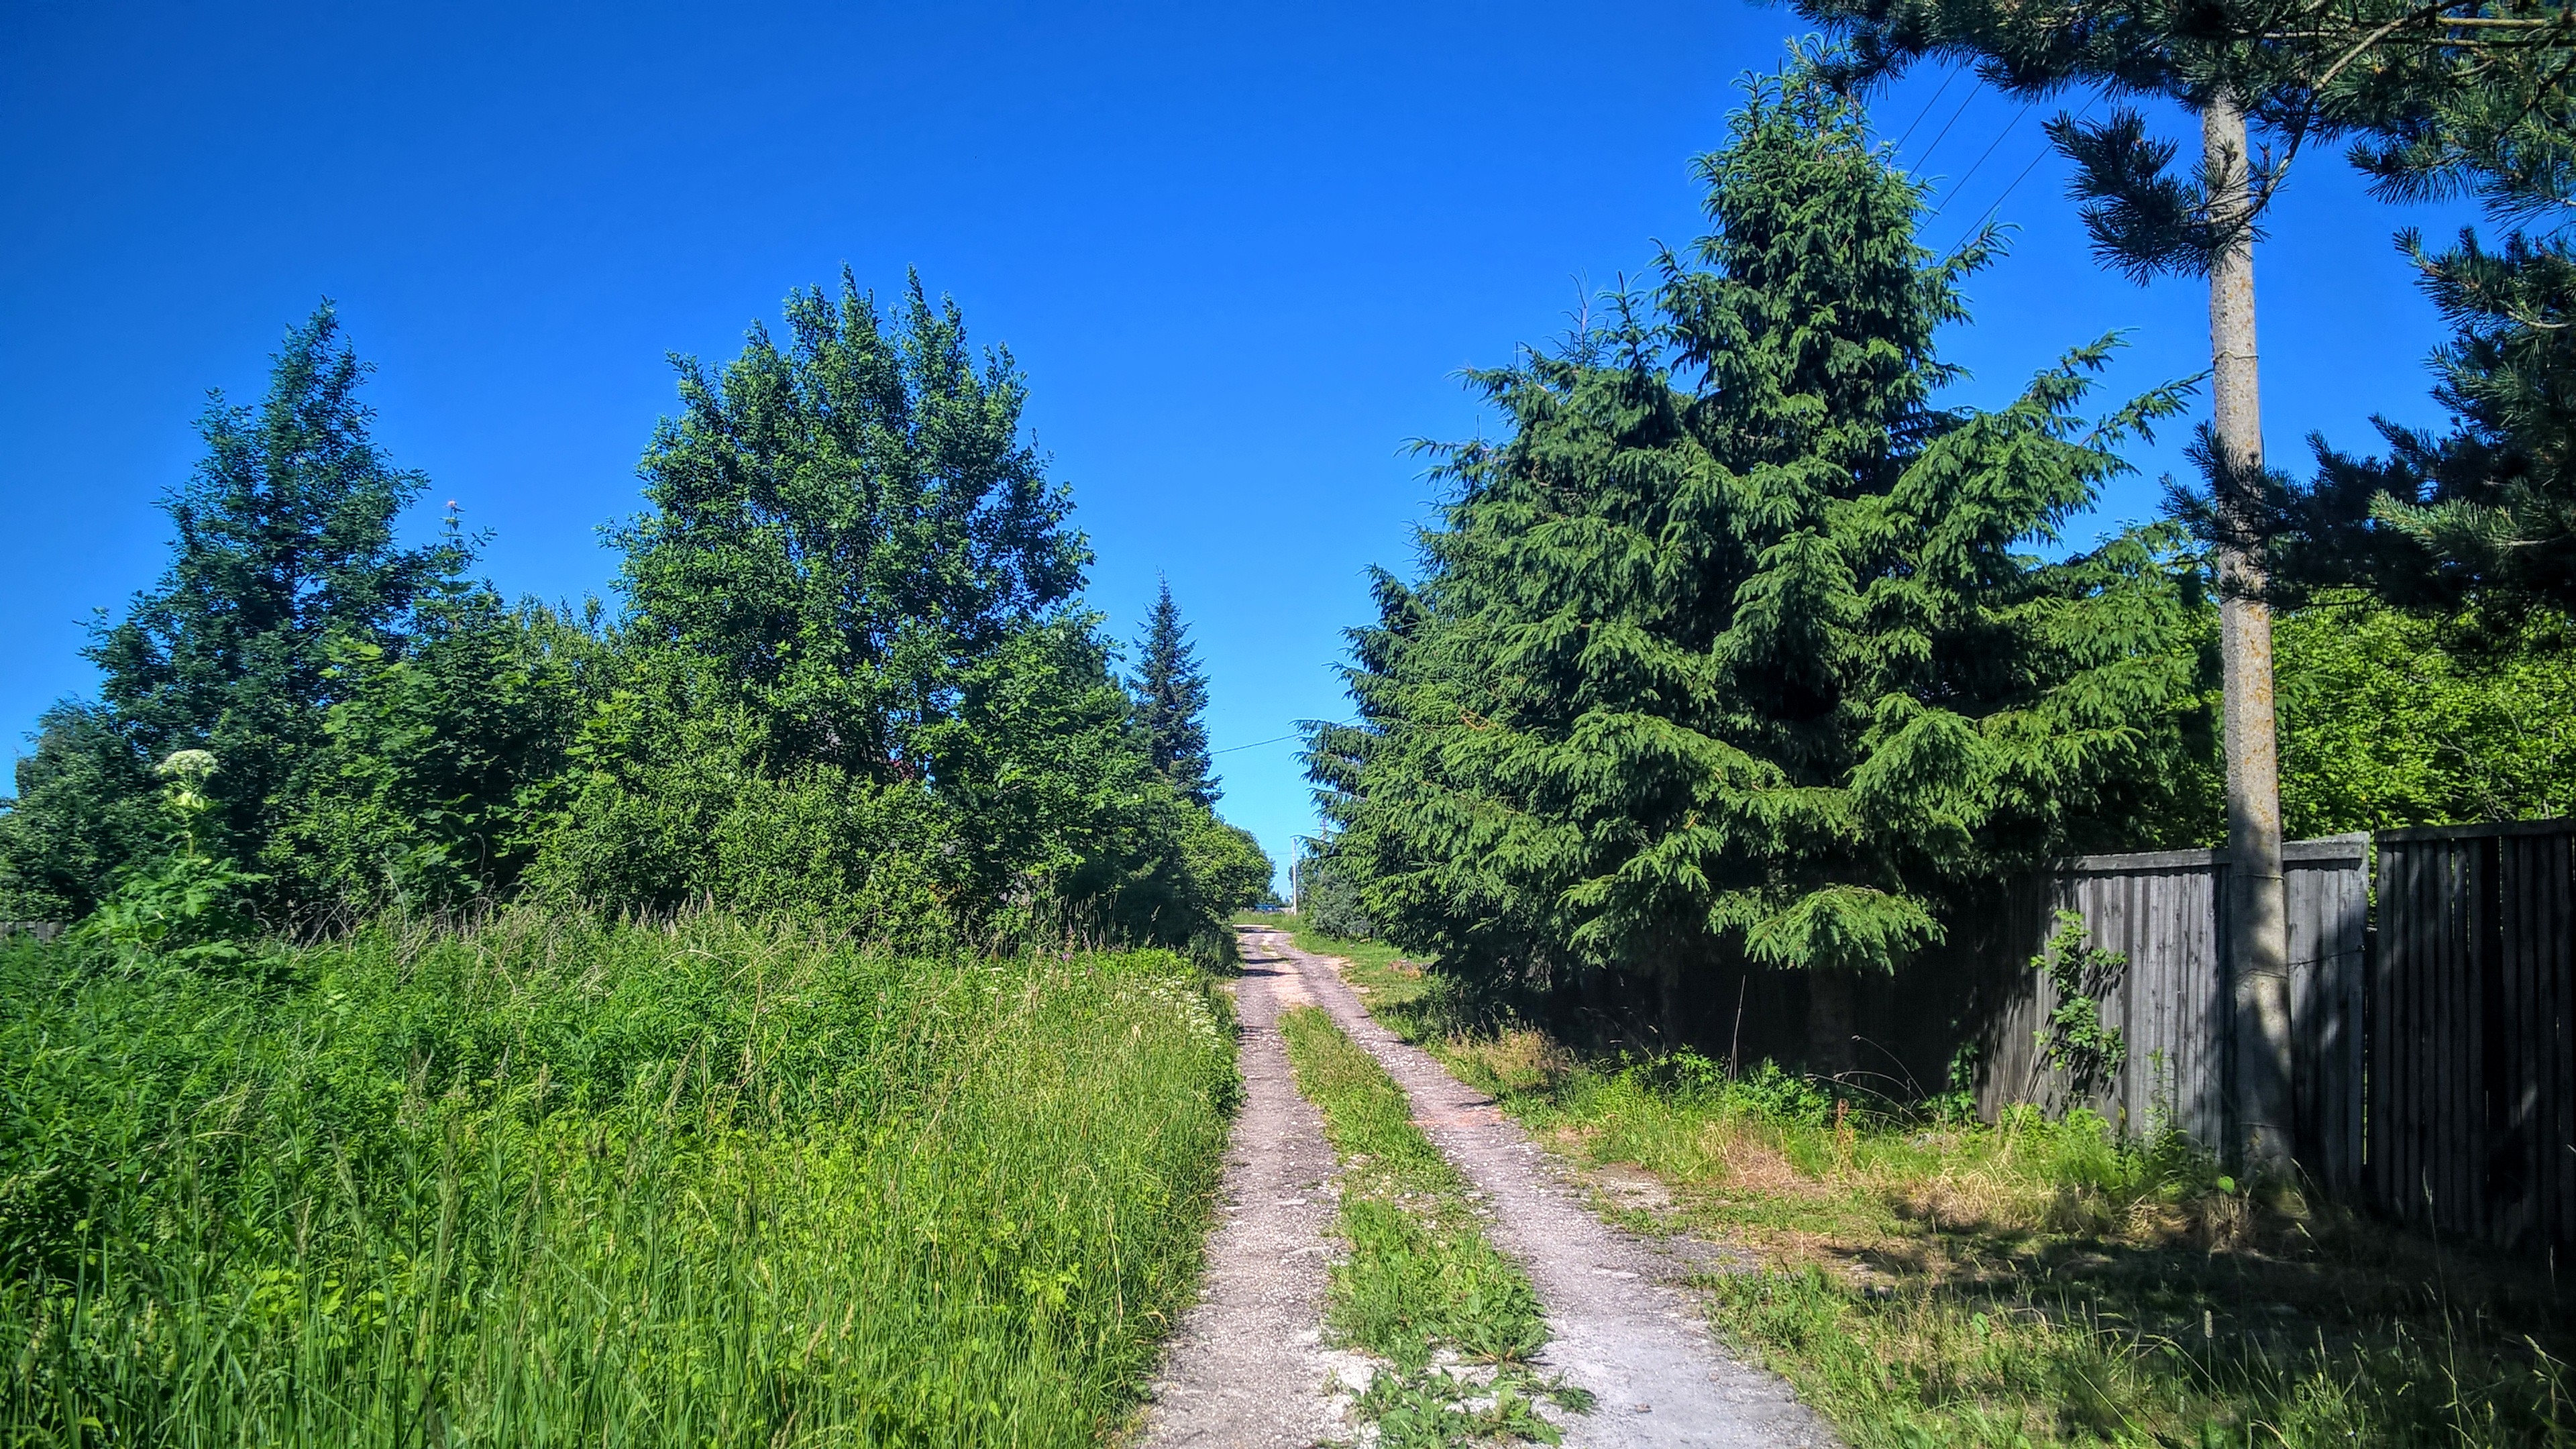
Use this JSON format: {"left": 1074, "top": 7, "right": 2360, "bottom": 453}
{"left": 1245, "top": 926, "right": 1842, "bottom": 1449}
{"left": 1136, "top": 939, "right": 1349, "bottom": 1448}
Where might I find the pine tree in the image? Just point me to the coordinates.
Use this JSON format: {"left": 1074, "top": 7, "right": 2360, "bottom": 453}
{"left": 1129, "top": 579, "right": 1216, "bottom": 806}
{"left": 1798, "top": 0, "right": 2576, "bottom": 1171}
{"left": 2275, "top": 231, "right": 2576, "bottom": 614}
{"left": 1309, "top": 56, "right": 2204, "bottom": 1038}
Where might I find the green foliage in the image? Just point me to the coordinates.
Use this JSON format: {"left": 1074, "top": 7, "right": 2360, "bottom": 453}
{"left": 1308, "top": 59, "right": 2208, "bottom": 999}
{"left": 2032, "top": 910, "right": 2128, "bottom": 1095}
{"left": 613, "top": 268, "right": 1084, "bottom": 784}
{"left": 4, "top": 280, "right": 1268, "bottom": 957}
{"left": 80, "top": 305, "right": 474, "bottom": 890}
{"left": 1434, "top": 1024, "right": 2575, "bottom": 1448}
{"left": 1130, "top": 578, "right": 1217, "bottom": 806}
{"left": 2274, "top": 593, "right": 2576, "bottom": 833}
{"left": 537, "top": 273, "right": 1263, "bottom": 953}
{"left": 1794, "top": 0, "right": 2572, "bottom": 283}
{"left": 1794, "top": 0, "right": 2576, "bottom": 614}
{"left": 0, "top": 914, "right": 1238, "bottom": 1446}
{"left": 0, "top": 704, "right": 162, "bottom": 920}
{"left": 1296, "top": 846, "right": 1375, "bottom": 940}
{"left": 70, "top": 851, "right": 270, "bottom": 977}
{"left": 276, "top": 586, "right": 604, "bottom": 914}
{"left": 2277, "top": 231, "right": 2576, "bottom": 615}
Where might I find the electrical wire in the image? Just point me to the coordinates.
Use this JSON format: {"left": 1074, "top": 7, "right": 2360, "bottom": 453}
{"left": 1931, "top": 99, "right": 2037, "bottom": 213}
{"left": 1911, "top": 80, "right": 1985, "bottom": 170}
{"left": 1210, "top": 731, "right": 1309, "bottom": 756}
{"left": 1946, "top": 95, "right": 2100, "bottom": 256}
{"left": 1888, "top": 66, "right": 1960, "bottom": 152}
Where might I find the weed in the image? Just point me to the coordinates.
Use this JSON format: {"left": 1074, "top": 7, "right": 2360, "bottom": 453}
{"left": 1432, "top": 1033, "right": 2576, "bottom": 1448}
{"left": 1272, "top": 854, "right": 2576, "bottom": 1445}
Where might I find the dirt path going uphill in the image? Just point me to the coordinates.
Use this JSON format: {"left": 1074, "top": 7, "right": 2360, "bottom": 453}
{"left": 1134, "top": 941, "right": 1349, "bottom": 1448}
{"left": 1242, "top": 925, "right": 1841, "bottom": 1449}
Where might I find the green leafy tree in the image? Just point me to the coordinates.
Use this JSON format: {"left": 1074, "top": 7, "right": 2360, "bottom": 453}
{"left": 2275, "top": 593, "right": 2576, "bottom": 832}
{"left": 612, "top": 269, "right": 1085, "bottom": 783}
{"left": 1308, "top": 59, "right": 2207, "bottom": 1035}
{"left": 0, "top": 706, "right": 163, "bottom": 920}
{"left": 1130, "top": 578, "right": 1217, "bottom": 806}
{"left": 273, "top": 585, "right": 605, "bottom": 914}
{"left": 555, "top": 272, "right": 1257, "bottom": 951}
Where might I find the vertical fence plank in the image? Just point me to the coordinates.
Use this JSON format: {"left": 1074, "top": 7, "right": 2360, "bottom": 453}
{"left": 1981, "top": 823, "right": 2572, "bottom": 1262}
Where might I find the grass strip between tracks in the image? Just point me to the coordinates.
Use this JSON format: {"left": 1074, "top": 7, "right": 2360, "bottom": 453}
{"left": 1274, "top": 1003, "right": 1590, "bottom": 1448}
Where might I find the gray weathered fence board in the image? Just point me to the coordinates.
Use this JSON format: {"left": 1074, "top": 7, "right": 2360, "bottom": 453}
{"left": 1966, "top": 819, "right": 2573, "bottom": 1259}
{"left": 1976, "top": 836, "right": 2366, "bottom": 1157}
{"left": 2373, "top": 820, "right": 2576, "bottom": 1256}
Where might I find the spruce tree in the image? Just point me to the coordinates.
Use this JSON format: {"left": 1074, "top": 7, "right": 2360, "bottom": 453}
{"left": 19, "top": 305, "right": 470, "bottom": 904}
{"left": 1309, "top": 57, "right": 2204, "bottom": 1038}
{"left": 1129, "top": 579, "right": 1216, "bottom": 806}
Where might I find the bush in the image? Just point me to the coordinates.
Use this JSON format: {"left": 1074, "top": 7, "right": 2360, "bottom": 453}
{"left": 1299, "top": 853, "right": 1373, "bottom": 939}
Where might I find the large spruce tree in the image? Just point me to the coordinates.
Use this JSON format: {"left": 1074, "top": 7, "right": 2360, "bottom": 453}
{"left": 1307, "top": 58, "right": 2206, "bottom": 1024}
{"left": 1129, "top": 579, "right": 1217, "bottom": 806}
{"left": 1, "top": 306, "right": 470, "bottom": 916}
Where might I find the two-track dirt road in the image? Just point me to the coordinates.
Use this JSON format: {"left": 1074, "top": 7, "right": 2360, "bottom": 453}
{"left": 1138, "top": 926, "right": 1839, "bottom": 1448}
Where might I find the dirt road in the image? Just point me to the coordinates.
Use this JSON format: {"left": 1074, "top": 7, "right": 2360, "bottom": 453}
{"left": 1140, "top": 926, "right": 1839, "bottom": 1448}
{"left": 1135, "top": 940, "right": 1349, "bottom": 1448}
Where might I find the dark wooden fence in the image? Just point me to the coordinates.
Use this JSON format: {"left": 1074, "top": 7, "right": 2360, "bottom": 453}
{"left": 2371, "top": 821, "right": 2576, "bottom": 1256}
{"left": 1970, "top": 835, "right": 2367, "bottom": 1171}
{"left": 1962, "top": 819, "right": 2575, "bottom": 1260}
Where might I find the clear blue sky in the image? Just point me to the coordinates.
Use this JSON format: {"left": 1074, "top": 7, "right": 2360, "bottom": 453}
{"left": 0, "top": 1, "right": 2478, "bottom": 891}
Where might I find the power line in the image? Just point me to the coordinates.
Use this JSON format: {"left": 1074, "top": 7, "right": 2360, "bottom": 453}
{"left": 1210, "top": 731, "right": 1307, "bottom": 756}
{"left": 1946, "top": 95, "right": 2100, "bottom": 255}
{"left": 1888, "top": 66, "right": 1959, "bottom": 152}
{"left": 1911, "top": 80, "right": 1984, "bottom": 170}
{"left": 1931, "top": 99, "right": 2036, "bottom": 213}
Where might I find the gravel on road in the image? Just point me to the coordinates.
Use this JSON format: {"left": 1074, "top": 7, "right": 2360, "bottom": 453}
{"left": 1135, "top": 942, "right": 1349, "bottom": 1448}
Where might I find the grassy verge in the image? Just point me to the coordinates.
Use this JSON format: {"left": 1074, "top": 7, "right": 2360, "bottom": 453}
{"left": 1, "top": 910, "right": 1238, "bottom": 1447}
{"left": 1273, "top": 1005, "right": 1589, "bottom": 1448}
{"left": 1418, "top": 1030, "right": 2576, "bottom": 1448}
{"left": 1279, "top": 930, "right": 2576, "bottom": 1446}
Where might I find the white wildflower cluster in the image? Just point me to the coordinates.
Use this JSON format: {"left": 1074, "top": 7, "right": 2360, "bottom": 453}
{"left": 157, "top": 749, "right": 219, "bottom": 782}
{"left": 1114, "top": 971, "right": 1227, "bottom": 1053}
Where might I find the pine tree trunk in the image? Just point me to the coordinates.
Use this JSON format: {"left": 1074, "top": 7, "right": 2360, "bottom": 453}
{"left": 2204, "top": 92, "right": 2295, "bottom": 1176}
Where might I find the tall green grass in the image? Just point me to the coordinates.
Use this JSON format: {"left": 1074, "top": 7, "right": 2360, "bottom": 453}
{"left": 1, "top": 912, "right": 1238, "bottom": 1446}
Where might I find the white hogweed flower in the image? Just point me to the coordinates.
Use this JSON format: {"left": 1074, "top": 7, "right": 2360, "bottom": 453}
{"left": 158, "top": 749, "right": 219, "bottom": 783}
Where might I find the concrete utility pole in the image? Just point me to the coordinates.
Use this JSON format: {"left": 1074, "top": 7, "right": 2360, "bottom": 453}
{"left": 2204, "top": 93, "right": 2294, "bottom": 1175}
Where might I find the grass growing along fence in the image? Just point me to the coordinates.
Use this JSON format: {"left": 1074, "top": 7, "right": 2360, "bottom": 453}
{"left": 1288, "top": 919, "right": 2576, "bottom": 1448}
{"left": 1273, "top": 1005, "right": 1588, "bottom": 1448}
{"left": 1, "top": 911, "right": 1238, "bottom": 1447}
